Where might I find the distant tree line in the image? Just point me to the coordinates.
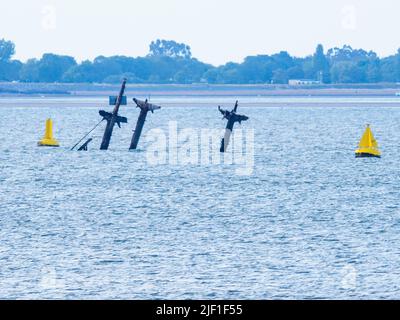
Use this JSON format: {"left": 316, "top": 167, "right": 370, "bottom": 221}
{"left": 1, "top": 38, "right": 400, "bottom": 84}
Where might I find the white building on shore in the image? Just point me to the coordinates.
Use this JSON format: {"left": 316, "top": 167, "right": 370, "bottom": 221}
{"left": 288, "top": 79, "right": 321, "bottom": 86}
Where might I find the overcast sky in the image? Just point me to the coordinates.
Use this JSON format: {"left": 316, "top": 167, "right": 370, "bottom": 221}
{"left": 1, "top": 0, "right": 399, "bottom": 65}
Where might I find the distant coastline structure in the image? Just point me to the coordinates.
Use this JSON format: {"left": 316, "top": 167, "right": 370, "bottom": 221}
{"left": 288, "top": 79, "right": 321, "bottom": 86}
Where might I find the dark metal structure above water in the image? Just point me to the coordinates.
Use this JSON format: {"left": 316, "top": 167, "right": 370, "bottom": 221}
{"left": 99, "top": 79, "right": 128, "bottom": 150}
{"left": 129, "top": 98, "right": 161, "bottom": 150}
{"left": 219, "top": 101, "right": 249, "bottom": 153}
{"left": 77, "top": 138, "right": 92, "bottom": 151}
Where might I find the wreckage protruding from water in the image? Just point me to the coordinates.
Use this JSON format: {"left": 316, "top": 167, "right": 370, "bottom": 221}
{"left": 129, "top": 98, "right": 161, "bottom": 150}
{"left": 99, "top": 79, "right": 128, "bottom": 150}
{"left": 219, "top": 101, "right": 249, "bottom": 153}
{"left": 77, "top": 138, "right": 92, "bottom": 151}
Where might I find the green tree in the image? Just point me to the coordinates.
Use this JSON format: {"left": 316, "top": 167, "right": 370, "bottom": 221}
{"left": 240, "top": 56, "right": 273, "bottom": 83}
{"left": 287, "top": 65, "right": 304, "bottom": 79}
{"left": 202, "top": 68, "right": 220, "bottom": 84}
{"left": 9, "top": 38, "right": 400, "bottom": 84}
{"left": 0, "top": 60, "right": 22, "bottom": 81}
{"left": 366, "top": 58, "right": 381, "bottom": 83}
{"left": 330, "top": 61, "right": 366, "bottom": 83}
{"left": 62, "top": 60, "right": 95, "bottom": 83}
{"left": 37, "top": 54, "right": 77, "bottom": 82}
{"left": 19, "top": 54, "right": 76, "bottom": 82}
{"left": 19, "top": 59, "right": 40, "bottom": 82}
{"left": 0, "top": 39, "right": 15, "bottom": 61}
{"left": 272, "top": 69, "right": 289, "bottom": 84}
{"left": 312, "top": 44, "right": 330, "bottom": 83}
{"left": 396, "top": 49, "right": 400, "bottom": 82}
{"left": 271, "top": 51, "right": 294, "bottom": 69}
{"left": 0, "top": 39, "right": 20, "bottom": 81}
{"left": 149, "top": 39, "right": 192, "bottom": 59}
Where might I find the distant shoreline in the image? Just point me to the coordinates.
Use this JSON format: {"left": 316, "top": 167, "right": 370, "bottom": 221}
{"left": 1, "top": 82, "right": 400, "bottom": 97}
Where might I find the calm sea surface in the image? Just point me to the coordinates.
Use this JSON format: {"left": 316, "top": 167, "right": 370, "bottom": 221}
{"left": 1, "top": 96, "right": 400, "bottom": 299}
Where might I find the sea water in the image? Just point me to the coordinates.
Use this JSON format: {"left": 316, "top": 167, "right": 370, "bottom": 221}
{"left": 1, "top": 96, "right": 400, "bottom": 299}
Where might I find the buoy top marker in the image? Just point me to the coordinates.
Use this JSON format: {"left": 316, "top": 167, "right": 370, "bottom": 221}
{"left": 38, "top": 118, "right": 60, "bottom": 147}
{"left": 355, "top": 124, "right": 381, "bottom": 158}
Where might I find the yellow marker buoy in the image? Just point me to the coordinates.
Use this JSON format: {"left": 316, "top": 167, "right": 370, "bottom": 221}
{"left": 355, "top": 124, "right": 381, "bottom": 158}
{"left": 38, "top": 118, "right": 60, "bottom": 147}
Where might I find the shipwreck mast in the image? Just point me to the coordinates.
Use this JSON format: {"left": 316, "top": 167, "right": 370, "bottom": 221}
{"left": 99, "top": 79, "right": 128, "bottom": 150}
{"left": 219, "top": 101, "right": 249, "bottom": 153}
{"left": 129, "top": 98, "right": 161, "bottom": 150}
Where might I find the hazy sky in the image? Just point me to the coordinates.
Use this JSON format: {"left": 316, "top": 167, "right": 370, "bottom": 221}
{"left": 1, "top": 0, "right": 399, "bottom": 65}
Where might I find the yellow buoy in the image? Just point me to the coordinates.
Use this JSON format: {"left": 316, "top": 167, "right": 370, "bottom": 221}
{"left": 38, "top": 118, "right": 60, "bottom": 147}
{"left": 355, "top": 124, "right": 381, "bottom": 158}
